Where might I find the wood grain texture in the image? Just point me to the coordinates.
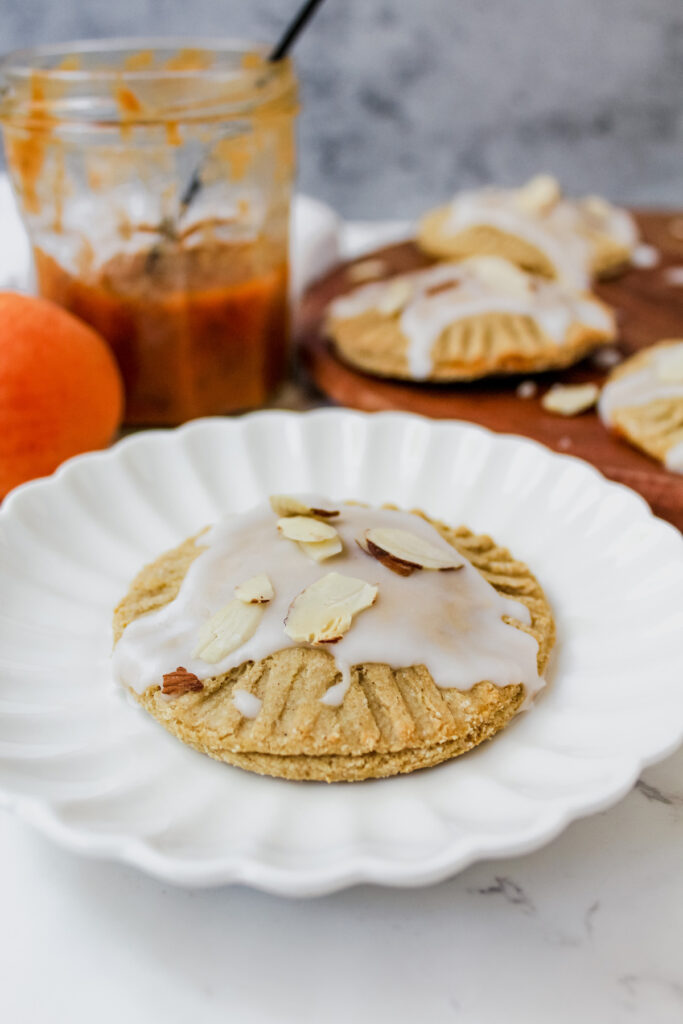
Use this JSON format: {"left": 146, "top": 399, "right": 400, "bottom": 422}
{"left": 296, "top": 210, "right": 683, "bottom": 531}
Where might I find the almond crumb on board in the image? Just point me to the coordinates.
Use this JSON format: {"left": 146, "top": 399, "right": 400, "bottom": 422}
{"left": 347, "top": 258, "right": 388, "bottom": 283}
{"left": 663, "top": 266, "right": 683, "bottom": 288}
{"left": 631, "top": 244, "right": 660, "bottom": 269}
{"left": 162, "top": 666, "right": 203, "bottom": 696}
{"left": 516, "top": 380, "right": 538, "bottom": 399}
{"left": 541, "top": 382, "right": 599, "bottom": 416}
{"left": 591, "top": 347, "right": 622, "bottom": 369}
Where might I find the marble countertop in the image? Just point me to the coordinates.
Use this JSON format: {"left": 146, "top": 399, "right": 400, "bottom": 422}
{"left": 1, "top": 185, "right": 681, "bottom": 1024}
{"left": 2, "top": 745, "right": 682, "bottom": 1023}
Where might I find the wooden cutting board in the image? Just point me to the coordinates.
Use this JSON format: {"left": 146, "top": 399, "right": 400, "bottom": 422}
{"left": 296, "top": 210, "right": 683, "bottom": 530}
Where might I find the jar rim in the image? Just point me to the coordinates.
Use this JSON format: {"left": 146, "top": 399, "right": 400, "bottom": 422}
{"left": 0, "top": 37, "right": 285, "bottom": 79}
{"left": 0, "top": 37, "right": 297, "bottom": 125}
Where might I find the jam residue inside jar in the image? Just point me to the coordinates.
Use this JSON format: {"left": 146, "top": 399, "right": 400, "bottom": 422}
{"left": 34, "top": 230, "right": 289, "bottom": 424}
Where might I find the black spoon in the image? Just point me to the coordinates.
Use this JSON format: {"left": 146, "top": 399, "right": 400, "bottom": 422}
{"left": 177, "top": 0, "right": 326, "bottom": 217}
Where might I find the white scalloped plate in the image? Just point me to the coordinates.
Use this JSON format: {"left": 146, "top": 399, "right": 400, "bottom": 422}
{"left": 1, "top": 411, "right": 682, "bottom": 895}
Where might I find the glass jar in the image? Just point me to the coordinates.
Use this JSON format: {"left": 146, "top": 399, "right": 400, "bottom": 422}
{"left": 0, "top": 39, "right": 298, "bottom": 424}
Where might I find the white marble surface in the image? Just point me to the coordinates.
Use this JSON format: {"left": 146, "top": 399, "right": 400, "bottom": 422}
{"left": 1, "top": 0, "right": 683, "bottom": 217}
{"left": 2, "top": 745, "right": 682, "bottom": 1023}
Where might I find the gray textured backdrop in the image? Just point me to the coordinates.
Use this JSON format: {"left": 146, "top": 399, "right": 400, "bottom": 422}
{"left": 1, "top": 0, "right": 681, "bottom": 217}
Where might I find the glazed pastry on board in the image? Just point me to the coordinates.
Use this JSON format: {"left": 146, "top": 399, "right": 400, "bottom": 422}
{"left": 112, "top": 495, "right": 555, "bottom": 782}
{"left": 417, "top": 175, "right": 639, "bottom": 286}
{"left": 598, "top": 340, "right": 683, "bottom": 474}
{"left": 326, "top": 256, "right": 615, "bottom": 382}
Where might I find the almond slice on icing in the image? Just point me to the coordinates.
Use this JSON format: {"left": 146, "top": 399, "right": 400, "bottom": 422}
{"left": 277, "top": 515, "right": 339, "bottom": 543}
{"left": 541, "top": 382, "right": 599, "bottom": 416}
{"left": 655, "top": 346, "right": 683, "bottom": 383}
{"left": 161, "top": 666, "right": 203, "bottom": 697}
{"left": 376, "top": 278, "right": 413, "bottom": 315}
{"left": 358, "top": 527, "right": 465, "bottom": 576}
{"left": 297, "top": 536, "right": 344, "bottom": 563}
{"left": 234, "top": 573, "right": 274, "bottom": 604}
{"left": 285, "top": 572, "right": 378, "bottom": 645}
{"left": 466, "top": 256, "right": 532, "bottom": 297}
{"left": 193, "top": 600, "right": 264, "bottom": 664}
{"left": 269, "top": 494, "right": 340, "bottom": 519}
{"left": 424, "top": 278, "right": 460, "bottom": 298}
{"left": 514, "top": 173, "right": 561, "bottom": 215}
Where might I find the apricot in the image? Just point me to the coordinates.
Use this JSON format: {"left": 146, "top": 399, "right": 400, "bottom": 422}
{"left": 0, "top": 292, "right": 123, "bottom": 499}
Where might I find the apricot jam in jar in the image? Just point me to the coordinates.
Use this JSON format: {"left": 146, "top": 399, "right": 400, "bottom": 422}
{"left": 0, "top": 39, "right": 298, "bottom": 424}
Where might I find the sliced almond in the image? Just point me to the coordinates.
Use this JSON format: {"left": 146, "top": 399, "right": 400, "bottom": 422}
{"left": 655, "top": 345, "right": 683, "bottom": 383}
{"left": 514, "top": 174, "right": 561, "bottom": 215}
{"left": 541, "top": 382, "right": 599, "bottom": 416}
{"left": 466, "top": 256, "right": 532, "bottom": 297}
{"left": 269, "top": 494, "right": 339, "bottom": 519}
{"left": 193, "top": 600, "right": 263, "bottom": 664}
{"left": 376, "top": 278, "right": 413, "bottom": 315}
{"left": 297, "top": 535, "right": 344, "bottom": 563}
{"left": 631, "top": 244, "right": 659, "bottom": 269}
{"left": 161, "top": 666, "right": 203, "bottom": 697}
{"left": 277, "top": 515, "right": 339, "bottom": 543}
{"left": 347, "top": 257, "right": 387, "bottom": 283}
{"left": 424, "top": 278, "right": 460, "bottom": 298}
{"left": 285, "top": 572, "right": 378, "bottom": 645}
{"left": 357, "top": 535, "right": 413, "bottom": 576}
{"left": 516, "top": 380, "right": 538, "bottom": 399}
{"left": 591, "top": 346, "right": 622, "bottom": 369}
{"left": 234, "top": 573, "right": 274, "bottom": 604}
{"left": 663, "top": 267, "right": 683, "bottom": 287}
{"left": 359, "top": 527, "right": 465, "bottom": 575}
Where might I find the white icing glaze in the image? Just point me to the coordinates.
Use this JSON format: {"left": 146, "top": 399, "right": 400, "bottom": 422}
{"left": 598, "top": 342, "right": 683, "bottom": 425}
{"left": 578, "top": 196, "right": 639, "bottom": 249}
{"left": 599, "top": 343, "right": 683, "bottom": 475}
{"left": 232, "top": 689, "right": 262, "bottom": 719}
{"left": 330, "top": 259, "right": 613, "bottom": 380}
{"left": 112, "top": 499, "right": 544, "bottom": 710}
{"left": 443, "top": 183, "right": 638, "bottom": 287}
{"left": 446, "top": 190, "right": 591, "bottom": 288}
{"left": 665, "top": 440, "right": 683, "bottom": 474}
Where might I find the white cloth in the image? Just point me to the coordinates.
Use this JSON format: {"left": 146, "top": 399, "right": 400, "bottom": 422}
{"left": 0, "top": 175, "right": 32, "bottom": 290}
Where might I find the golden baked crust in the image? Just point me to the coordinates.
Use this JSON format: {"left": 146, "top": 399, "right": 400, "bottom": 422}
{"left": 589, "top": 234, "right": 633, "bottom": 280}
{"left": 603, "top": 341, "right": 683, "bottom": 465}
{"left": 328, "top": 308, "right": 612, "bottom": 382}
{"left": 418, "top": 214, "right": 559, "bottom": 278}
{"left": 113, "top": 515, "right": 555, "bottom": 782}
{"left": 417, "top": 204, "right": 631, "bottom": 279}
